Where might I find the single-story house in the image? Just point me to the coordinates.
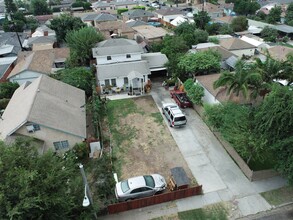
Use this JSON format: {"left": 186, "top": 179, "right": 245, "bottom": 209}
{"left": 0, "top": 32, "right": 27, "bottom": 57}
{"left": 32, "top": 25, "right": 56, "bottom": 38}
{"left": 154, "top": 8, "right": 185, "bottom": 25}
{"left": 7, "top": 48, "right": 70, "bottom": 85}
{"left": 132, "top": 25, "right": 169, "bottom": 44}
{"left": 96, "top": 20, "right": 135, "bottom": 39}
{"left": 0, "top": 75, "right": 86, "bottom": 153}
{"left": 219, "top": 38, "right": 257, "bottom": 57}
{"left": 122, "top": 9, "right": 154, "bottom": 22}
{"left": 267, "top": 45, "right": 293, "bottom": 61}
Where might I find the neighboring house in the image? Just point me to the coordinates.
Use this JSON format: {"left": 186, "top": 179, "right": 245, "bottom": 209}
{"left": 189, "top": 42, "right": 237, "bottom": 69}
{"left": 122, "top": 9, "right": 154, "bottom": 22}
{"left": 194, "top": 2, "right": 224, "bottom": 19}
{"left": 0, "top": 75, "right": 86, "bottom": 153}
{"left": 132, "top": 25, "right": 169, "bottom": 44}
{"left": 240, "top": 36, "right": 267, "bottom": 50}
{"left": 219, "top": 38, "right": 257, "bottom": 57}
{"left": 95, "top": 20, "right": 135, "bottom": 39}
{"left": 92, "top": 38, "right": 151, "bottom": 94}
{"left": 34, "top": 15, "right": 54, "bottom": 25}
{"left": 154, "top": 8, "right": 185, "bottom": 25}
{"left": 196, "top": 73, "right": 254, "bottom": 105}
{"left": 0, "top": 57, "right": 17, "bottom": 82}
{"left": 24, "top": 35, "right": 57, "bottom": 51}
{"left": 82, "top": 13, "right": 117, "bottom": 26}
{"left": 170, "top": 16, "right": 189, "bottom": 27}
{"left": 218, "top": 2, "right": 235, "bottom": 16}
{"left": 0, "top": 32, "right": 27, "bottom": 57}
{"left": 91, "top": 1, "right": 138, "bottom": 12}
{"left": 32, "top": 25, "right": 56, "bottom": 37}
{"left": 7, "top": 48, "right": 70, "bottom": 85}
{"left": 267, "top": 45, "right": 293, "bottom": 61}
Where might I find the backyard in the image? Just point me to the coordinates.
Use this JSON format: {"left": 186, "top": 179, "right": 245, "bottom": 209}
{"left": 105, "top": 95, "right": 195, "bottom": 184}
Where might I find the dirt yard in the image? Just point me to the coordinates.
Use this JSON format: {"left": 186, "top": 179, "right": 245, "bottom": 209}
{"left": 108, "top": 95, "right": 195, "bottom": 185}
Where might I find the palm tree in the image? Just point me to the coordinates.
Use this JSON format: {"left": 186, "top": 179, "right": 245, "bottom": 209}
{"left": 213, "top": 60, "right": 262, "bottom": 99}
{"left": 253, "top": 55, "right": 282, "bottom": 83}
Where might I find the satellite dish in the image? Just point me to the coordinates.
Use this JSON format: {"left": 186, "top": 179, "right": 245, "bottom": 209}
{"left": 82, "top": 185, "right": 90, "bottom": 207}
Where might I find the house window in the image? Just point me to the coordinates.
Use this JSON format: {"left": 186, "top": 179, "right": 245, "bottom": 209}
{"left": 54, "top": 140, "right": 69, "bottom": 151}
{"left": 105, "top": 79, "right": 110, "bottom": 86}
{"left": 126, "top": 6, "right": 128, "bottom": 8}
{"left": 26, "top": 123, "right": 40, "bottom": 132}
{"left": 124, "top": 77, "right": 129, "bottom": 84}
{"left": 107, "top": 56, "right": 112, "bottom": 60}
{"left": 111, "top": 78, "right": 117, "bottom": 86}
{"left": 126, "top": 54, "right": 131, "bottom": 58}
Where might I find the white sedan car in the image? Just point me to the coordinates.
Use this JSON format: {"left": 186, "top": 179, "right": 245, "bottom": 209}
{"left": 115, "top": 174, "right": 167, "bottom": 202}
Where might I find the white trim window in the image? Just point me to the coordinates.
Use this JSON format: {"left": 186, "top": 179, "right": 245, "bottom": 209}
{"left": 53, "top": 140, "right": 69, "bottom": 151}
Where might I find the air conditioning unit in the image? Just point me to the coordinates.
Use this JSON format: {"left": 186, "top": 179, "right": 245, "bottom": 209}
{"left": 26, "top": 125, "right": 35, "bottom": 133}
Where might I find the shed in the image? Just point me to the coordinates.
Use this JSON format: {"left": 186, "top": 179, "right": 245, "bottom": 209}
{"left": 168, "top": 167, "right": 190, "bottom": 190}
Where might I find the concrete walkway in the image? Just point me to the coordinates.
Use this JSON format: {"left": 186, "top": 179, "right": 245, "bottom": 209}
{"left": 103, "top": 81, "right": 287, "bottom": 220}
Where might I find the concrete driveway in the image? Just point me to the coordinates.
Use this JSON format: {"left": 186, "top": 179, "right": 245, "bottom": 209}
{"left": 103, "top": 80, "right": 287, "bottom": 220}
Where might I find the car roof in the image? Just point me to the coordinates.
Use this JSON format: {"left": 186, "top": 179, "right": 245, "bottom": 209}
{"left": 171, "top": 108, "right": 185, "bottom": 116}
{"left": 127, "top": 175, "right": 147, "bottom": 189}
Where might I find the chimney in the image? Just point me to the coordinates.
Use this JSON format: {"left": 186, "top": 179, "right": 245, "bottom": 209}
{"left": 44, "top": 31, "right": 48, "bottom": 36}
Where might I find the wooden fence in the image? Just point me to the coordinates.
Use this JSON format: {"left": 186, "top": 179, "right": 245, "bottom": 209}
{"left": 108, "top": 185, "right": 203, "bottom": 214}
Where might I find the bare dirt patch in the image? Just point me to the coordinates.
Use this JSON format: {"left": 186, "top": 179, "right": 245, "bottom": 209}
{"left": 112, "top": 95, "right": 195, "bottom": 184}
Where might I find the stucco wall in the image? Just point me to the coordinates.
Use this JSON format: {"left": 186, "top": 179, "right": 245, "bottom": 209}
{"left": 16, "top": 124, "right": 84, "bottom": 152}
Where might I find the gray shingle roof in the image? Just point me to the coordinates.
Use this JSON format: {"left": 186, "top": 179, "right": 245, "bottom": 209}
{"left": 82, "top": 13, "right": 99, "bottom": 21}
{"left": 126, "top": 20, "right": 148, "bottom": 27}
{"left": 95, "top": 13, "right": 117, "bottom": 22}
{"left": 122, "top": 9, "right": 154, "bottom": 19}
{"left": 97, "top": 60, "right": 150, "bottom": 80}
{"left": 0, "top": 32, "right": 27, "bottom": 55}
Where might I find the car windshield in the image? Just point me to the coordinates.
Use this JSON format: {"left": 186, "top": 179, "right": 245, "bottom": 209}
{"left": 121, "top": 180, "right": 130, "bottom": 193}
{"left": 144, "top": 175, "right": 155, "bottom": 188}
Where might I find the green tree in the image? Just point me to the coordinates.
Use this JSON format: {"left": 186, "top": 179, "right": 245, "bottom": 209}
{"left": 52, "top": 67, "right": 94, "bottom": 96}
{"left": 219, "top": 24, "right": 233, "bottom": 34}
{"left": 213, "top": 60, "right": 261, "bottom": 98}
{"left": 184, "top": 79, "right": 204, "bottom": 105}
{"left": 0, "top": 138, "right": 85, "bottom": 219}
{"left": 30, "top": 0, "right": 52, "bottom": 15}
{"left": 49, "top": 13, "right": 86, "bottom": 43}
{"left": 193, "top": 11, "right": 211, "bottom": 30}
{"left": 66, "top": 26, "right": 104, "bottom": 67}
{"left": 178, "top": 50, "right": 221, "bottom": 76}
{"left": 255, "top": 85, "right": 293, "bottom": 183}
{"left": 233, "top": 0, "right": 260, "bottom": 16}
{"left": 285, "top": 3, "right": 293, "bottom": 26}
{"left": 0, "top": 82, "right": 19, "bottom": 99}
{"left": 231, "top": 16, "right": 248, "bottom": 32}
{"left": 4, "top": 0, "right": 17, "bottom": 13}
{"left": 205, "top": 23, "right": 221, "bottom": 35}
{"left": 260, "top": 26, "right": 278, "bottom": 42}
{"left": 205, "top": 102, "right": 267, "bottom": 164}
{"left": 266, "top": 6, "right": 282, "bottom": 24}
{"left": 281, "top": 53, "right": 293, "bottom": 85}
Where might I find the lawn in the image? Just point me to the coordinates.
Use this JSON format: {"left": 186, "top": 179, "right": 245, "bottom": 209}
{"left": 106, "top": 95, "right": 194, "bottom": 183}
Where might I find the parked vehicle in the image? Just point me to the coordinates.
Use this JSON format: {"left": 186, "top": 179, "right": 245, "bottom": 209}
{"left": 170, "top": 90, "right": 192, "bottom": 108}
{"left": 115, "top": 174, "right": 167, "bottom": 202}
{"left": 162, "top": 103, "right": 187, "bottom": 127}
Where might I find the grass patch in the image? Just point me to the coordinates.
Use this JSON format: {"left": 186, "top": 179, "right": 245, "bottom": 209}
{"left": 247, "top": 151, "right": 276, "bottom": 171}
{"left": 277, "top": 42, "right": 293, "bottom": 48}
{"left": 261, "top": 186, "right": 293, "bottom": 206}
{"left": 151, "top": 112, "right": 164, "bottom": 125}
{"left": 178, "top": 203, "right": 228, "bottom": 220}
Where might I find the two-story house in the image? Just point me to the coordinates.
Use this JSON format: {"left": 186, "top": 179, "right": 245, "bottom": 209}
{"left": 92, "top": 38, "right": 151, "bottom": 94}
